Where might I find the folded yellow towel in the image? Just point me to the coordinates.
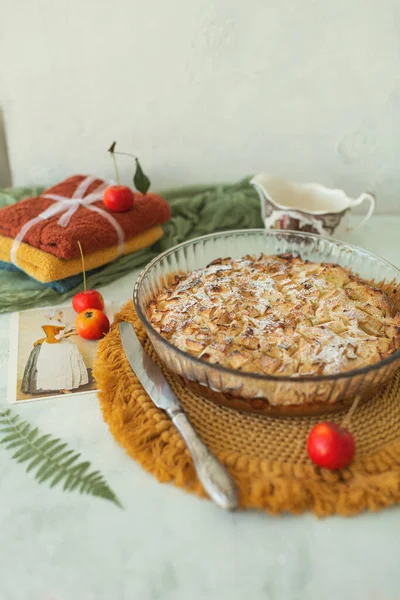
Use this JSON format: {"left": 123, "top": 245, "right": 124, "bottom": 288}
{"left": 0, "top": 226, "right": 163, "bottom": 283}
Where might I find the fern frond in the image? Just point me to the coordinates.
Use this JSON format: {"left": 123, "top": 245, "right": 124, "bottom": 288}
{"left": 0, "top": 409, "right": 121, "bottom": 507}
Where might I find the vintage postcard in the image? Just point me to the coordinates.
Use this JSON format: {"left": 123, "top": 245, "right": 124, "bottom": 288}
{"left": 7, "top": 303, "right": 119, "bottom": 404}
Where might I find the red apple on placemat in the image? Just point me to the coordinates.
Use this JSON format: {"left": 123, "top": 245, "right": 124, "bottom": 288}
{"left": 307, "top": 422, "right": 355, "bottom": 470}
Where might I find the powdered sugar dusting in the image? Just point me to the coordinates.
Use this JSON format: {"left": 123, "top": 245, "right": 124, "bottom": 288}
{"left": 148, "top": 254, "right": 400, "bottom": 377}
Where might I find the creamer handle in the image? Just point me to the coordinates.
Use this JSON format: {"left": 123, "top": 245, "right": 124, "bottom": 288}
{"left": 347, "top": 192, "right": 375, "bottom": 232}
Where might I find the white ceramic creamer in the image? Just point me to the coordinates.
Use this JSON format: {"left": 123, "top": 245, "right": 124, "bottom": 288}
{"left": 250, "top": 174, "right": 375, "bottom": 236}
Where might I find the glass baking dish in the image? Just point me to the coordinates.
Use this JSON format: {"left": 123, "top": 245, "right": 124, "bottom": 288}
{"left": 133, "top": 229, "right": 400, "bottom": 416}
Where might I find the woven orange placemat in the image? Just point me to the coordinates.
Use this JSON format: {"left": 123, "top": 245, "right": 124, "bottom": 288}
{"left": 93, "top": 301, "right": 400, "bottom": 517}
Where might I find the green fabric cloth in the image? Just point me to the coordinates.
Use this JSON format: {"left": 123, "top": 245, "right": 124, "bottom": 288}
{"left": 0, "top": 179, "right": 263, "bottom": 313}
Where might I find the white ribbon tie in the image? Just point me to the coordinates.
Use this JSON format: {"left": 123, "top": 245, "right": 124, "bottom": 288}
{"left": 10, "top": 175, "right": 125, "bottom": 267}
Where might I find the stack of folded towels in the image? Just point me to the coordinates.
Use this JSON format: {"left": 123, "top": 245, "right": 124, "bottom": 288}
{"left": 0, "top": 175, "right": 171, "bottom": 291}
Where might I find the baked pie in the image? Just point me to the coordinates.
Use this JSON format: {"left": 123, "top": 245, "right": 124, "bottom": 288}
{"left": 148, "top": 254, "right": 400, "bottom": 378}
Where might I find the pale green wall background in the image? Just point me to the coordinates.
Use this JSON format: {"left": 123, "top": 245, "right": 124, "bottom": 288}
{"left": 0, "top": 111, "right": 11, "bottom": 187}
{"left": 1, "top": 0, "right": 399, "bottom": 211}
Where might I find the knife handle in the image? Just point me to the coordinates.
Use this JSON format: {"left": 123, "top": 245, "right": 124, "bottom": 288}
{"left": 171, "top": 411, "right": 238, "bottom": 511}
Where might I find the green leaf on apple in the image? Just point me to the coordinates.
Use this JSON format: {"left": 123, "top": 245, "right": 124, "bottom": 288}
{"left": 133, "top": 159, "right": 151, "bottom": 195}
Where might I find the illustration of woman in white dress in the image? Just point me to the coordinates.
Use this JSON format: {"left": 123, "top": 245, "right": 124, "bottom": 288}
{"left": 21, "top": 310, "right": 89, "bottom": 395}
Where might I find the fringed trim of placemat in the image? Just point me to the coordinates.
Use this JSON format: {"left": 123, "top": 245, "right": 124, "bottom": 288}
{"left": 93, "top": 301, "right": 400, "bottom": 517}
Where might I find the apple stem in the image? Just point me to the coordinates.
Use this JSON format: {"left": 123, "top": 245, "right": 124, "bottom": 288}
{"left": 113, "top": 150, "right": 137, "bottom": 160}
{"left": 77, "top": 241, "right": 87, "bottom": 293}
{"left": 341, "top": 395, "right": 361, "bottom": 429}
{"left": 111, "top": 151, "right": 120, "bottom": 186}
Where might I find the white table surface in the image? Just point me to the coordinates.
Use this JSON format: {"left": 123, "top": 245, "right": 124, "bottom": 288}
{"left": 1, "top": 217, "right": 400, "bottom": 600}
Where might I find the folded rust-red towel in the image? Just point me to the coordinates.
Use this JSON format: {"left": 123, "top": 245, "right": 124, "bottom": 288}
{"left": 0, "top": 175, "right": 171, "bottom": 260}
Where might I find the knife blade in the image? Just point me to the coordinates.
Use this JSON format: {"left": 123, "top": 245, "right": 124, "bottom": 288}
{"left": 119, "top": 321, "right": 238, "bottom": 511}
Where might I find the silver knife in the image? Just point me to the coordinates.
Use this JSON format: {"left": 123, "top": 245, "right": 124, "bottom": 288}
{"left": 119, "top": 321, "right": 238, "bottom": 511}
